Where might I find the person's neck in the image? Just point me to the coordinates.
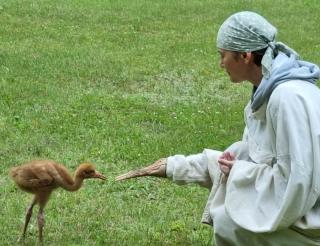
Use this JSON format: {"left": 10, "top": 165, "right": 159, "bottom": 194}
{"left": 247, "top": 65, "right": 263, "bottom": 86}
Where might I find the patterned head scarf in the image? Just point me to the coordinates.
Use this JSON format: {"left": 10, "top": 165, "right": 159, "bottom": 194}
{"left": 216, "top": 11, "right": 299, "bottom": 78}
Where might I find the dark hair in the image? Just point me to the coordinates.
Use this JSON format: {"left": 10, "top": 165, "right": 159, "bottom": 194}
{"left": 252, "top": 48, "right": 267, "bottom": 66}
{"left": 232, "top": 48, "right": 267, "bottom": 66}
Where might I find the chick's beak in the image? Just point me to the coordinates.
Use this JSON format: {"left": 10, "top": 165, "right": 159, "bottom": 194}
{"left": 94, "top": 171, "right": 106, "bottom": 180}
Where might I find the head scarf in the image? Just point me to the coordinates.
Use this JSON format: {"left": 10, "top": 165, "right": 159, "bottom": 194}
{"left": 216, "top": 11, "right": 299, "bottom": 79}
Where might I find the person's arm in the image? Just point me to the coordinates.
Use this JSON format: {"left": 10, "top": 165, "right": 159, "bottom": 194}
{"left": 116, "top": 150, "right": 224, "bottom": 189}
{"left": 116, "top": 141, "right": 250, "bottom": 188}
{"left": 165, "top": 152, "right": 213, "bottom": 188}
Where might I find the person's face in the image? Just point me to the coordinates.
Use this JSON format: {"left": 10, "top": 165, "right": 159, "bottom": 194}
{"left": 218, "top": 49, "right": 249, "bottom": 83}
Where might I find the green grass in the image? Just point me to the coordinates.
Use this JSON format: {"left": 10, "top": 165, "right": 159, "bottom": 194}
{"left": 0, "top": 0, "right": 319, "bottom": 245}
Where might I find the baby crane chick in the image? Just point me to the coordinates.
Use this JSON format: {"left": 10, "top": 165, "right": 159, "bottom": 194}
{"left": 10, "top": 159, "right": 106, "bottom": 242}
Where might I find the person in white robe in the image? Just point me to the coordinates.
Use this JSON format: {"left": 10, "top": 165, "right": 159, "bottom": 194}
{"left": 116, "top": 11, "right": 320, "bottom": 246}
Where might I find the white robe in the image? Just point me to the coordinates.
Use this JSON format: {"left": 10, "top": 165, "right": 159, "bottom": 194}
{"left": 166, "top": 80, "right": 320, "bottom": 245}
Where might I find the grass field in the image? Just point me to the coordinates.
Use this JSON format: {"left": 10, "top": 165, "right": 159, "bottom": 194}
{"left": 0, "top": 0, "right": 319, "bottom": 245}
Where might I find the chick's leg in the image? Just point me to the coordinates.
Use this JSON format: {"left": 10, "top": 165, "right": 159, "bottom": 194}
{"left": 19, "top": 195, "right": 38, "bottom": 241}
{"left": 37, "top": 192, "right": 51, "bottom": 243}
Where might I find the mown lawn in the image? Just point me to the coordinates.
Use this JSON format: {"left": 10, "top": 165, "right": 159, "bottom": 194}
{"left": 0, "top": 0, "right": 319, "bottom": 245}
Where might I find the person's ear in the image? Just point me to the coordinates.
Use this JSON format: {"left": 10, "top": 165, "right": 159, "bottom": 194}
{"left": 241, "top": 52, "right": 253, "bottom": 64}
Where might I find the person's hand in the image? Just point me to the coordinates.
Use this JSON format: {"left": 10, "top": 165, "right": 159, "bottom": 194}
{"left": 115, "top": 158, "right": 167, "bottom": 181}
{"left": 218, "top": 151, "right": 235, "bottom": 176}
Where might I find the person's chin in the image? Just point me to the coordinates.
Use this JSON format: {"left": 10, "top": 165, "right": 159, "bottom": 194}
{"left": 229, "top": 76, "right": 242, "bottom": 83}
{"left": 227, "top": 73, "right": 239, "bottom": 83}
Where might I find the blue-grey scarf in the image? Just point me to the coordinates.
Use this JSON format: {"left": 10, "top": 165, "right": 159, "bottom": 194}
{"left": 251, "top": 52, "right": 320, "bottom": 111}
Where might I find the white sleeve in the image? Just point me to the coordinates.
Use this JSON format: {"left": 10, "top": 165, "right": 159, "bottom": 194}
{"left": 166, "top": 142, "right": 248, "bottom": 189}
{"left": 166, "top": 151, "right": 213, "bottom": 188}
{"left": 225, "top": 86, "right": 320, "bottom": 232}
